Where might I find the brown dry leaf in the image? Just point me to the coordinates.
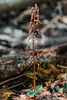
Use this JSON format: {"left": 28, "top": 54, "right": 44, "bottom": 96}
{"left": 13, "top": 96, "right": 21, "bottom": 100}
{"left": 57, "top": 73, "right": 66, "bottom": 80}
{"left": 20, "top": 95, "right": 26, "bottom": 100}
{"left": 50, "top": 80, "right": 62, "bottom": 90}
{"left": 59, "top": 97, "right": 67, "bottom": 100}
{"left": 42, "top": 90, "right": 51, "bottom": 96}
{"left": 47, "top": 64, "right": 59, "bottom": 76}
{"left": 45, "top": 81, "right": 51, "bottom": 86}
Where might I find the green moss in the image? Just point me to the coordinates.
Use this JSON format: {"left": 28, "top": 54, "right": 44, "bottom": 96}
{"left": 21, "top": 62, "right": 58, "bottom": 87}
{"left": 1, "top": 61, "right": 66, "bottom": 89}
{"left": 24, "top": 67, "right": 55, "bottom": 87}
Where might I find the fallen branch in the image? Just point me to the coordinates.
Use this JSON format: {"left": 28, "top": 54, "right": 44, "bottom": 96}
{"left": 0, "top": 73, "right": 27, "bottom": 85}
{"left": 0, "top": 43, "right": 67, "bottom": 80}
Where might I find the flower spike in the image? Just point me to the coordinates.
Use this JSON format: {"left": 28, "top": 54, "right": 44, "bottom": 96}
{"left": 26, "top": 4, "right": 42, "bottom": 100}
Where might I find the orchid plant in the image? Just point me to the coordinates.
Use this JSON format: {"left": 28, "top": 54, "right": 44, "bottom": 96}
{"left": 26, "top": 4, "right": 43, "bottom": 100}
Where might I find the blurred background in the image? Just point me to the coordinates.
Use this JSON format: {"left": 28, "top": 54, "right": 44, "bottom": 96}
{"left": 0, "top": 0, "right": 67, "bottom": 56}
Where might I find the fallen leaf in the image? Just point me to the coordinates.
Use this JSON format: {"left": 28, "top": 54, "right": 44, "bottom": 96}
{"left": 47, "top": 64, "right": 59, "bottom": 76}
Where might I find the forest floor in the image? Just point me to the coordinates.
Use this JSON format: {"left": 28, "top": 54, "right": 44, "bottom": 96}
{"left": 0, "top": 1, "right": 67, "bottom": 100}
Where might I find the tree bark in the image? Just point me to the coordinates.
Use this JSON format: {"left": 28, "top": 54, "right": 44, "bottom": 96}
{"left": 0, "top": 0, "right": 57, "bottom": 14}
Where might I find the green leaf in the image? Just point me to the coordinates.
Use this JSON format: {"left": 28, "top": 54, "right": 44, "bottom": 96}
{"left": 4, "top": 94, "right": 8, "bottom": 99}
{"left": 55, "top": 85, "right": 60, "bottom": 92}
{"left": 59, "top": 88, "right": 63, "bottom": 91}
{"left": 35, "top": 85, "right": 43, "bottom": 94}
{"left": 63, "top": 83, "right": 67, "bottom": 90}
{"left": 3, "top": 93, "right": 11, "bottom": 99}
{"left": 26, "top": 85, "right": 43, "bottom": 96}
{"left": 26, "top": 90, "right": 35, "bottom": 96}
{"left": 55, "top": 85, "right": 63, "bottom": 92}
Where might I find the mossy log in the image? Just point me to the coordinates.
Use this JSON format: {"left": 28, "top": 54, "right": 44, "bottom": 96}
{"left": 0, "top": 44, "right": 67, "bottom": 81}
{"left": 0, "top": 0, "right": 57, "bottom": 14}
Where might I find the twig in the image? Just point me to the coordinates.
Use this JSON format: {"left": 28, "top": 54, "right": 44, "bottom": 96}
{"left": 7, "top": 82, "right": 25, "bottom": 89}
{"left": 0, "top": 73, "right": 27, "bottom": 85}
{"left": 40, "top": 15, "right": 61, "bottom": 34}
{"left": 57, "top": 65, "right": 67, "bottom": 69}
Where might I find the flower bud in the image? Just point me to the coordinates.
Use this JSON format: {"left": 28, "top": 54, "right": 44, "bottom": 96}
{"left": 32, "top": 25, "right": 34, "bottom": 29}
{"left": 33, "top": 10, "right": 36, "bottom": 14}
